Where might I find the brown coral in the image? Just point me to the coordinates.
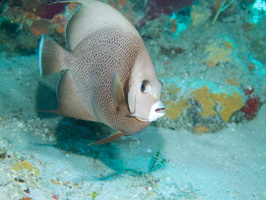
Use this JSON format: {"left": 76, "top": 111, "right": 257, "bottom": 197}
{"left": 30, "top": 19, "right": 51, "bottom": 36}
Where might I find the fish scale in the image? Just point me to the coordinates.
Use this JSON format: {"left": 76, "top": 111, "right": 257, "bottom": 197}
{"left": 38, "top": 0, "right": 165, "bottom": 145}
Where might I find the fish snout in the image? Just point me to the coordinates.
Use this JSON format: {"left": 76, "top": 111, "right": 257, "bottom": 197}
{"left": 149, "top": 101, "right": 165, "bottom": 121}
{"left": 155, "top": 101, "right": 165, "bottom": 113}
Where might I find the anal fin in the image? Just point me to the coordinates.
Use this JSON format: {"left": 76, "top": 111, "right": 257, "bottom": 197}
{"left": 55, "top": 70, "right": 96, "bottom": 121}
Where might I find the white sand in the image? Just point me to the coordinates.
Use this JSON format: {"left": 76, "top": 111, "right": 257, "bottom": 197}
{"left": 0, "top": 53, "right": 265, "bottom": 199}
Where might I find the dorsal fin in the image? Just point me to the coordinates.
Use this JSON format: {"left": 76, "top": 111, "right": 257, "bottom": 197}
{"left": 55, "top": 69, "right": 96, "bottom": 121}
{"left": 53, "top": 0, "right": 140, "bottom": 50}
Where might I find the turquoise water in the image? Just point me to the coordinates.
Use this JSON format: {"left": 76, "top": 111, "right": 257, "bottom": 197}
{"left": 0, "top": 0, "right": 265, "bottom": 199}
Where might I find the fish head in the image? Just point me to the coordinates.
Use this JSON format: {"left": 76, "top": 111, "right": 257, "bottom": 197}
{"left": 128, "top": 49, "right": 165, "bottom": 122}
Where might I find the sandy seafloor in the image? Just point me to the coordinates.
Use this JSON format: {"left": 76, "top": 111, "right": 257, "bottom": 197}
{"left": 0, "top": 53, "right": 265, "bottom": 200}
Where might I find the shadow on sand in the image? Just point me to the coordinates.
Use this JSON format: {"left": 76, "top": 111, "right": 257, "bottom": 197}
{"left": 36, "top": 83, "right": 164, "bottom": 180}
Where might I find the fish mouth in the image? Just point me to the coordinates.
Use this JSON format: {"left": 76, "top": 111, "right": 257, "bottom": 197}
{"left": 154, "top": 101, "right": 165, "bottom": 114}
{"left": 155, "top": 107, "right": 165, "bottom": 113}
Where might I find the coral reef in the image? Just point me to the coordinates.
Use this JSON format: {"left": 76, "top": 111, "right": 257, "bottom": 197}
{"left": 159, "top": 81, "right": 245, "bottom": 133}
{"left": 145, "top": 0, "right": 194, "bottom": 19}
{"left": 191, "top": 86, "right": 244, "bottom": 122}
{"left": 0, "top": 0, "right": 73, "bottom": 54}
{"left": 241, "top": 89, "right": 262, "bottom": 120}
{"left": 190, "top": 2, "right": 211, "bottom": 26}
{"left": 0, "top": 0, "right": 265, "bottom": 134}
{"left": 165, "top": 97, "right": 188, "bottom": 121}
{"left": 149, "top": 0, "right": 265, "bottom": 133}
{"left": 12, "top": 159, "right": 40, "bottom": 176}
{"left": 211, "top": 0, "right": 237, "bottom": 25}
{"left": 204, "top": 36, "right": 236, "bottom": 67}
{"left": 139, "top": 0, "right": 195, "bottom": 26}
{"left": 0, "top": 0, "right": 143, "bottom": 54}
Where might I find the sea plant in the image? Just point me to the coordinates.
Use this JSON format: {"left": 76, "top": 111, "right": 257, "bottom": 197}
{"left": 148, "top": 149, "right": 166, "bottom": 173}
{"left": 212, "top": 0, "right": 237, "bottom": 25}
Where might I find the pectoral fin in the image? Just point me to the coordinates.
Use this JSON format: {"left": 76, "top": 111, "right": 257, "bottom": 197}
{"left": 112, "top": 73, "right": 127, "bottom": 108}
{"left": 88, "top": 131, "right": 125, "bottom": 146}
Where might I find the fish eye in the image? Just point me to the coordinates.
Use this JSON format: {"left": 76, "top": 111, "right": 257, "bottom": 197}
{"left": 141, "top": 80, "right": 150, "bottom": 94}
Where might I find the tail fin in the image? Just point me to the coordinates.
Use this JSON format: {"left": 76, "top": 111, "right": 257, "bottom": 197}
{"left": 38, "top": 35, "right": 67, "bottom": 76}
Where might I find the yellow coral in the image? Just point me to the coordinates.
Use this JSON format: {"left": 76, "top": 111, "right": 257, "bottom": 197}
{"left": 165, "top": 97, "right": 188, "bottom": 120}
{"left": 223, "top": 41, "right": 235, "bottom": 49}
{"left": 163, "top": 83, "right": 189, "bottom": 121}
{"left": 204, "top": 37, "right": 235, "bottom": 67}
{"left": 193, "top": 126, "right": 210, "bottom": 132}
{"left": 191, "top": 86, "right": 217, "bottom": 117}
{"left": 191, "top": 86, "right": 244, "bottom": 122}
{"left": 166, "top": 84, "right": 180, "bottom": 94}
{"left": 212, "top": 92, "right": 244, "bottom": 121}
{"left": 191, "top": 5, "right": 211, "bottom": 26}
{"left": 12, "top": 160, "right": 40, "bottom": 175}
{"left": 226, "top": 78, "right": 240, "bottom": 86}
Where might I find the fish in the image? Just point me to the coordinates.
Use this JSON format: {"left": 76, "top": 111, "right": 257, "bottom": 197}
{"left": 38, "top": 0, "right": 165, "bottom": 145}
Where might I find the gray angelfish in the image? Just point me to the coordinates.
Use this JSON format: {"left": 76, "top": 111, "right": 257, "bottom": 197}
{"left": 38, "top": 0, "right": 165, "bottom": 145}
